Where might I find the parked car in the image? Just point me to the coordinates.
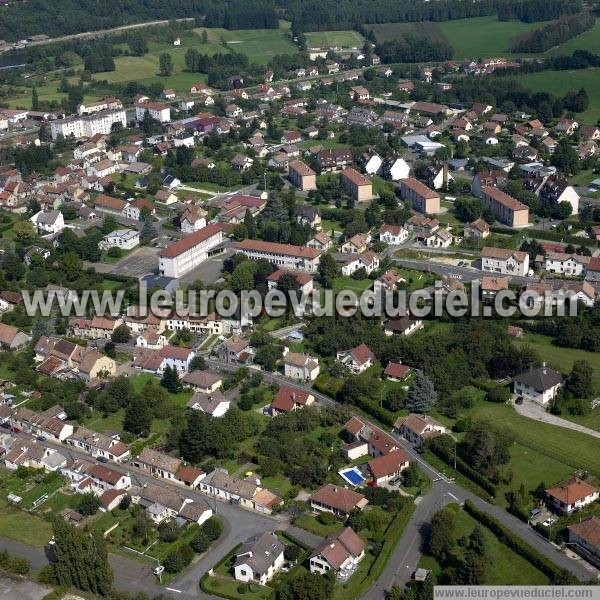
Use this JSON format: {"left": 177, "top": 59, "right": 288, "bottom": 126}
{"left": 97, "top": 456, "right": 108, "bottom": 463}
{"left": 530, "top": 508, "right": 541, "bottom": 518}
{"left": 543, "top": 517, "right": 557, "bottom": 527}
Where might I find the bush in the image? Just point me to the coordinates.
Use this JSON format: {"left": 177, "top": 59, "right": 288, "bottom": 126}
{"left": 317, "top": 512, "right": 336, "bottom": 525}
{"left": 77, "top": 492, "right": 101, "bottom": 516}
{"left": 284, "top": 544, "right": 301, "bottom": 561}
{"left": 190, "top": 531, "right": 210, "bottom": 554}
{"left": 107, "top": 247, "right": 123, "bottom": 258}
{"left": 158, "top": 520, "right": 180, "bottom": 543}
{"left": 202, "top": 516, "right": 223, "bottom": 542}
{"left": 164, "top": 544, "right": 194, "bottom": 573}
{"left": 237, "top": 583, "right": 249, "bottom": 594}
{"left": 486, "top": 385, "right": 510, "bottom": 403}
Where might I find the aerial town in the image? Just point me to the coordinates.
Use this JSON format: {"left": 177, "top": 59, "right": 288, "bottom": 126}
{"left": 0, "top": 0, "right": 599, "bottom": 599}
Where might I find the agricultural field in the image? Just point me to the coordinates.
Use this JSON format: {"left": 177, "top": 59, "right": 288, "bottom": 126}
{"left": 437, "top": 16, "right": 545, "bottom": 59}
{"left": 304, "top": 30, "right": 364, "bottom": 48}
{"left": 515, "top": 68, "right": 600, "bottom": 124}
{"left": 368, "top": 22, "right": 446, "bottom": 44}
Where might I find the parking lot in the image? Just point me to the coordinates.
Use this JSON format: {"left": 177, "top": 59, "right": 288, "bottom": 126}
{"left": 93, "top": 247, "right": 159, "bottom": 278}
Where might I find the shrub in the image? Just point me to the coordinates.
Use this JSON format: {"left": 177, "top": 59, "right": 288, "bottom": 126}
{"left": 202, "top": 516, "right": 223, "bottom": 542}
{"left": 164, "top": 544, "right": 194, "bottom": 573}
{"left": 158, "top": 520, "right": 180, "bottom": 543}
{"left": 284, "top": 544, "right": 301, "bottom": 561}
{"left": 190, "top": 531, "right": 210, "bottom": 554}
{"left": 237, "top": 583, "right": 249, "bottom": 594}
{"left": 486, "top": 386, "right": 510, "bottom": 403}
{"left": 317, "top": 512, "right": 336, "bottom": 526}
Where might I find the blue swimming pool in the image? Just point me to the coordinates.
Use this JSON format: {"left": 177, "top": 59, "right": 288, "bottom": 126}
{"left": 339, "top": 467, "right": 365, "bottom": 487}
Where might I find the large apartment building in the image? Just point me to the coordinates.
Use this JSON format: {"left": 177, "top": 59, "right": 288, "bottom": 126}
{"left": 481, "top": 186, "right": 529, "bottom": 228}
{"left": 288, "top": 160, "right": 317, "bottom": 191}
{"left": 50, "top": 109, "right": 127, "bottom": 140}
{"left": 341, "top": 167, "right": 373, "bottom": 202}
{"left": 398, "top": 178, "right": 440, "bottom": 214}
{"left": 234, "top": 239, "right": 322, "bottom": 273}
{"left": 158, "top": 223, "right": 229, "bottom": 278}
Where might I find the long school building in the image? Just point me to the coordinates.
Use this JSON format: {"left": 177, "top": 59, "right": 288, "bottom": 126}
{"left": 158, "top": 223, "right": 229, "bottom": 278}
{"left": 234, "top": 239, "right": 322, "bottom": 273}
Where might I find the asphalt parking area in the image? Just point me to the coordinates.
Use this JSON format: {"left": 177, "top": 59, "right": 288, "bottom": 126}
{"left": 0, "top": 577, "right": 51, "bottom": 600}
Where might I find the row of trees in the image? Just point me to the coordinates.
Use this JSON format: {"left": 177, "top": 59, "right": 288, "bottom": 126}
{"left": 511, "top": 11, "right": 595, "bottom": 53}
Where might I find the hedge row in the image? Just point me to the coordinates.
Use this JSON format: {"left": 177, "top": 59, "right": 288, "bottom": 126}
{"left": 428, "top": 440, "right": 497, "bottom": 497}
{"left": 463, "top": 500, "right": 577, "bottom": 584}
{"left": 347, "top": 501, "right": 416, "bottom": 598}
{"left": 347, "top": 395, "right": 396, "bottom": 428}
{"left": 280, "top": 530, "right": 313, "bottom": 551}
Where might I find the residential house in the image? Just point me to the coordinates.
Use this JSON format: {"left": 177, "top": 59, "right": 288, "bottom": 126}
{"left": 134, "top": 447, "right": 182, "bottom": 481}
{"left": 379, "top": 224, "right": 408, "bottom": 245}
{"left": 384, "top": 316, "right": 423, "bottom": 336}
{"left": 282, "top": 350, "right": 320, "bottom": 381}
{"left": 181, "top": 370, "right": 222, "bottom": 393}
{"left": 66, "top": 427, "right": 131, "bottom": 462}
{"left": 341, "top": 251, "right": 379, "bottom": 277}
{"left": 233, "top": 533, "right": 285, "bottom": 585}
{"left": 335, "top": 344, "right": 375, "bottom": 374}
{"left": 383, "top": 361, "right": 410, "bottom": 382}
{"left": 0, "top": 323, "right": 30, "bottom": 349}
{"left": 481, "top": 247, "right": 529, "bottom": 276}
{"left": 513, "top": 363, "right": 562, "bottom": 405}
{"left": 463, "top": 218, "right": 490, "bottom": 238}
{"left": 398, "top": 178, "right": 440, "bottom": 214}
{"left": 270, "top": 385, "right": 315, "bottom": 416}
{"left": 546, "top": 477, "right": 599, "bottom": 515}
{"left": 30, "top": 210, "right": 65, "bottom": 234}
{"left": 309, "top": 527, "right": 365, "bottom": 579}
{"left": 341, "top": 168, "right": 372, "bottom": 202}
{"left": 187, "top": 390, "right": 230, "bottom": 417}
{"left": 394, "top": 413, "right": 446, "bottom": 449}
{"left": 568, "top": 517, "right": 600, "bottom": 564}
{"left": 367, "top": 449, "right": 410, "bottom": 485}
{"left": 309, "top": 484, "right": 368, "bottom": 516}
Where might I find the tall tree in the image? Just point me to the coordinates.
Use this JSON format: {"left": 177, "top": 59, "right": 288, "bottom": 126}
{"left": 159, "top": 52, "right": 173, "bottom": 76}
{"left": 567, "top": 360, "right": 593, "bottom": 399}
{"left": 51, "top": 517, "right": 113, "bottom": 595}
{"left": 31, "top": 87, "right": 39, "bottom": 111}
{"left": 406, "top": 371, "right": 438, "bottom": 412}
{"left": 123, "top": 395, "right": 153, "bottom": 435}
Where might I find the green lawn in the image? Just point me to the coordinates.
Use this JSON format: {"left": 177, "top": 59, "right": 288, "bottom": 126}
{"left": 305, "top": 30, "right": 363, "bottom": 48}
{"left": 436, "top": 16, "right": 546, "bottom": 59}
{"left": 0, "top": 499, "right": 53, "bottom": 547}
{"left": 466, "top": 401, "right": 600, "bottom": 480}
{"left": 332, "top": 276, "right": 373, "bottom": 295}
{"left": 418, "top": 506, "right": 549, "bottom": 584}
{"left": 515, "top": 68, "right": 600, "bottom": 125}
{"left": 368, "top": 22, "right": 446, "bottom": 45}
{"left": 293, "top": 513, "right": 343, "bottom": 537}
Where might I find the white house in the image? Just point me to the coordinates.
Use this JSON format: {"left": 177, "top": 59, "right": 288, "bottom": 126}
{"left": 283, "top": 350, "right": 320, "bottom": 381}
{"left": 157, "top": 346, "right": 195, "bottom": 373}
{"left": 481, "top": 247, "right": 529, "bottom": 276}
{"left": 187, "top": 391, "right": 230, "bottom": 418}
{"left": 309, "top": 527, "right": 365, "bottom": 579}
{"left": 543, "top": 252, "right": 590, "bottom": 277}
{"left": 233, "top": 533, "right": 285, "bottom": 585}
{"left": 336, "top": 343, "right": 375, "bottom": 374}
{"left": 135, "top": 100, "right": 171, "bottom": 123}
{"left": 388, "top": 158, "right": 410, "bottom": 181}
{"left": 364, "top": 155, "right": 382, "bottom": 175}
{"left": 379, "top": 224, "right": 408, "bottom": 245}
{"left": 341, "top": 252, "right": 379, "bottom": 277}
{"left": 394, "top": 413, "right": 446, "bottom": 449}
{"left": 546, "top": 477, "right": 599, "bottom": 515}
{"left": 512, "top": 364, "right": 562, "bottom": 405}
{"left": 30, "top": 210, "right": 65, "bottom": 234}
{"left": 180, "top": 206, "right": 207, "bottom": 234}
{"left": 99, "top": 229, "right": 140, "bottom": 251}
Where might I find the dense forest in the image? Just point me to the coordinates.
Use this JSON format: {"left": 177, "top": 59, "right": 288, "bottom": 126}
{"left": 377, "top": 34, "right": 452, "bottom": 64}
{"left": 511, "top": 11, "right": 595, "bottom": 53}
{"left": 497, "top": 0, "right": 582, "bottom": 22}
{"left": 0, "top": 0, "right": 587, "bottom": 41}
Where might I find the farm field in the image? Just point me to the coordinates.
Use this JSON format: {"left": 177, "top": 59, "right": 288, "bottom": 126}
{"left": 305, "top": 30, "right": 364, "bottom": 48}
{"left": 437, "top": 16, "right": 545, "bottom": 59}
{"left": 368, "top": 22, "right": 446, "bottom": 44}
{"left": 515, "top": 68, "right": 600, "bottom": 124}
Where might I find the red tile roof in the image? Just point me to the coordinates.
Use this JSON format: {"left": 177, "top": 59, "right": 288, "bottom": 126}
{"left": 158, "top": 223, "right": 230, "bottom": 258}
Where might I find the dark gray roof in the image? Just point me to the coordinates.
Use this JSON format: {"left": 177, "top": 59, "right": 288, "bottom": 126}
{"left": 234, "top": 532, "right": 284, "bottom": 575}
{"left": 513, "top": 365, "right": 562, "bottom": 392}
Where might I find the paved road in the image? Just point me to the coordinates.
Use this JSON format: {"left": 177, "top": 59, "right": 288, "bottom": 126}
{"left": 205, "top": 360, "right": 597, "bottom": 593}
{"left": 514, "top": 399, "right": 600, "bottom": 440}
{"left": 20, "top": 434, "right": 281, "bottom": 597}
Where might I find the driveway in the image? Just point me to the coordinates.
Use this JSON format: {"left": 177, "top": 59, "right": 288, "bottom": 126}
{"left": 513, "top": 399, "right": 600, "bottom": 440}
